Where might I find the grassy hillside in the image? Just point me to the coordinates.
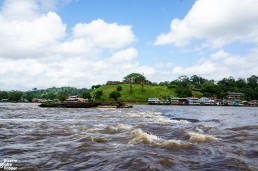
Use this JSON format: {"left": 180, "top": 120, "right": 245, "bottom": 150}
{"left": 92, "top": 84, "right": 176, "bottom": 102}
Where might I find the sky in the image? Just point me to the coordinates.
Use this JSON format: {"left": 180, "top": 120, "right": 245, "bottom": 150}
{"left": 0, "top": 0, "right": 258, "bottom": 91}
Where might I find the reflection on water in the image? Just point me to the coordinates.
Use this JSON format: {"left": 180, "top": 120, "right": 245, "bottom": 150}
{"left": 0, "top": 103, "right": 258, "bottom": 170}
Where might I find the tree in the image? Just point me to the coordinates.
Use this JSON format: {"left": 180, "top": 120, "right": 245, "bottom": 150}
{"left": 190, "top": 75, "right": 200, "bottom": 85}
{"left": 91, "top": 85, "right": 101, "bottom": 90}
{"left": 0, "top": 91, "right": 9, "bottom": 100}
{"left": 109, "top": 91, "right": 121, "bottom": 102}
{"left": 94, "top": 90, "right": 103, "bottom": 100}
{"left": 58, "top": 92, "right": 68, "bottom": 102}
{"left": 81, "top": 90, "right": 91, "bottom": 99}
{"left": 117, "top": 86, "right": 122, "bottom": 91}
{"left": 140, "top": 82, "right": 145, "bottom": 91}
{"left": 129, "top": 84, "right": 133, "bottom": 93}
{"left": 217, "top": 76, "right": 237, "bottom": 92}
{"left": 175, "top": 75, "right": 191, "bottom": 88}
{"left": 8, "top": 91, "right": 23, "bottom": 102}
{"left": 192, "top": 91, "right": 203, "bottom": 98}
{"left": 247, "top": 75, "right": 258, "bottom": 90}
{"left": 175, "top": 87, "right": 192, "bottom": 98}
{"left": 123, "top": 73, "right": 146, "bottom": 83}
{"left": 201, "top": 81, "right": 222, "bottom": 98}
{"left": 246, "top": 75, "right": 258, "bottom": 99}
{"left": 236, "top": 78, "right": 247, "bottom": 90}
{"left": 159, "top": 81, "right": 170, "bottom": 86}
{"left": 46, "top": 92, "right": 56, "bottom": 100}
{"left": 24, "top": 92, "right": 35, "bottom": 102}
{"left": 243, "top": 87, "right": 254, "bottom": 100}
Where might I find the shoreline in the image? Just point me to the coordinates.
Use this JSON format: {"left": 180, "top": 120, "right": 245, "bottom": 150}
{"left": 38, "top": 101, "right": 133, "bottom": 108}
{"left": 1, "top": 102, "right": 257, "bottom": 107}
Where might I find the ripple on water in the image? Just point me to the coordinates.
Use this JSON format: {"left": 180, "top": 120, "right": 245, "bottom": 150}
{"left": 128, "top": 129, "right": 193, "bottom": 150}
{"left": 104, "top": 123, "right": 133, "bottom": 134}
{"left": 187, "top": 132, "right": 218, "bottom": 143}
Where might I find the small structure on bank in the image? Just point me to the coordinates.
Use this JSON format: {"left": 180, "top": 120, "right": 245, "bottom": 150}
{"left": 198, "top": 97, "right": 215, "bottom": 105}
{"left": 65, "top": 96, "right": 88, "bottom": 102}
{"left": 227, "top": 92, "right": 244, "bottom": 99}
{"left": 186, "top": 97, "right": 200, "bottom": 105}
{"left": 148, "top": 98, "right": 160, "bottom": 105}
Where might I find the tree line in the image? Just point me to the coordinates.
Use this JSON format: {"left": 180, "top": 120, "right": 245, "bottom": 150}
{"left": 164, "top": 75, "right": 258, "bottom": 100}
{"left": 0, "top": 74, "right": 258, "bottom": 102}
{"left": 118, "top": 73, "right": 258, "bottom": 100}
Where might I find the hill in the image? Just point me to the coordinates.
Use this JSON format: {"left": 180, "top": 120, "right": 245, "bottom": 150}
{"left": 91, "top": 84, "right": 176, "bottom": 102}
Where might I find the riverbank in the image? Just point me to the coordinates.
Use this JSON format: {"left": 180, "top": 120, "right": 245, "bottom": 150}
{"left": 39, "top": 101, "right": 133, "bottom": 108}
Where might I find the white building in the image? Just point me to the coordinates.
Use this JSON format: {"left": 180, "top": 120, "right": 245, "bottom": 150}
{"left": 199, "top": 97, "right": 214, "bottom": 105}
{"left": 148, "top": 98, "right": 160, "bottom": 105}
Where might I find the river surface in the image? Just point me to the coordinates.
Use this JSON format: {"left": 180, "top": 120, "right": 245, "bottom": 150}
{"left": 0, "top": 103, "right": 258, "bottom": 171}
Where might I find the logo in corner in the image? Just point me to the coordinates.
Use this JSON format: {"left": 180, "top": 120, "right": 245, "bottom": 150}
{"left": 0, "top": 159, "right": 18, "bottom": 171}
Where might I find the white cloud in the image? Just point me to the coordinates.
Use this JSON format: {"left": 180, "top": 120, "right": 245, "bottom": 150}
{"left": 170, "top": 49, "right": 258, "bottom": 80}
{"left": 110, "top": 48, "right": 137, "bottom": 63}
{"left": 153, "top": 0, "right": 258, "bottom": 82}
{"left": 0, "top": 55, "right": 143, "bottom": 90}
{"left": 0, "top": 0, "right": 145, "bottom": 90}
{"left": 0, "top": 11, "right": 66, "bottom": 58}
{"left": 1, "top": 0, "right": 40, "bottom": 20}
{"left": 73, "top": 19, "right": 136, "bottom": 49}
{"left": 155, "top": 0, "right": 258, "bottom": 48}
{"left": 0, "top": 1, "right": 136, "bottom": 60}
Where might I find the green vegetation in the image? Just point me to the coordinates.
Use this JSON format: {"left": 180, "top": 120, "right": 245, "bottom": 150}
{"left": 80, "top": 90, "right": 91, "bottom": 100}
{"left": 0, "top": 87, "right": 87, "bottom": 102}
{"left": 7, "top": 91, "right": 23, "bottom": 102}
{"left": 91, "top": 84, "right": 176, "bottom": 102}
{"left": 0, "top": 73, "right": 258, "bottom": 103}
{"left": 39, "top": 102, "right": 100, "bottom": 108}
{"left": 93, "top": 90, "right": 103, "bottom": 100}
{"left": 123, "top": 73, "right": 146, "bottom": 83}
{"left": 109, "top": 91, "right": 121, "bottom": 102}
{"left": 25, "top": 87, "right": 87, "bottom": 101}
{"left": 116, "top": 86, "right": 122, "bottom": 91}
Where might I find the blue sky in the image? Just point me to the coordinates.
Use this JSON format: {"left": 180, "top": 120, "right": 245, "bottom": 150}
{"left": 0, "top": 0, "right": 258, "bottom": 90}
{"left": 58, "top": 0, "right": 196, "bottom": 65}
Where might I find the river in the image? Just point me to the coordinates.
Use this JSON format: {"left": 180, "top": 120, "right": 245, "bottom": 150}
{"left": 0, "top": 103, "right": 258, "bottom": 170}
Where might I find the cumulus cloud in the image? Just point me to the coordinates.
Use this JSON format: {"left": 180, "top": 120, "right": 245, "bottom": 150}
{"left": 110, "top": 48, "right": 138, "bottom": 63}
{"left": 0, "top": 0, "right": 148, "bottom": 90}
{"left": 73, "top": 19, "right": 136, "bottom": 49}
{"left": 155, "top": 0, "right": 258, "bottom": 48}
{"left": 170, "top": 49, "right": 258, "bottom": 80}
{"left": 0, "top": 3, "right": 135, "bottom": 60}
{"left": 0, "top": 1, "right": 66, "bottom": 59}
{"left": 153, "top": 0, "right": 258, "bottom": 82}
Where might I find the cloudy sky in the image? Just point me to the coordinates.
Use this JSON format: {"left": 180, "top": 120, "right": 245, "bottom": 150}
{"left": 0, "top": 0, "right": 258, "bottom": 91}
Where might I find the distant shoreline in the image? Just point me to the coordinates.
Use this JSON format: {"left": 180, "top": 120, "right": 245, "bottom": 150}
{"left": 1, "top": 102, "right": 257, "bottom": 107}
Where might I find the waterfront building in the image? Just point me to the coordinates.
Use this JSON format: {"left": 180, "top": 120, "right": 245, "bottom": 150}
{"left": 227, "top": 92, "right": 244, "bottom": 99}
{"left": 199, "top": 97, "right": 214, "bottom": 105}
{"left": 186, "top": 97, "right": 200, "bottom": 105}
{"left": 148, "top": 98, "right": 160, "bottom": 105}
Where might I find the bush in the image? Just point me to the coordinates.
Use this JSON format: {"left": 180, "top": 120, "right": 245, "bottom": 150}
{"left": 109, "top": 91, "right": 121, "bottom": 102}
{"left": 117, "top": 86, "right": 122, "bottom": 91}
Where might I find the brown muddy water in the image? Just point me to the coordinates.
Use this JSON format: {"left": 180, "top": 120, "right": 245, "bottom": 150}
{"left": 0, "top": 103, "right": 258, "bottom": 171}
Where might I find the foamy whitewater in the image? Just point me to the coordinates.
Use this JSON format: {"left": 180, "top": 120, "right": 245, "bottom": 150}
{"left": 0, "top": 103, "right": 258, "bottom": 170}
